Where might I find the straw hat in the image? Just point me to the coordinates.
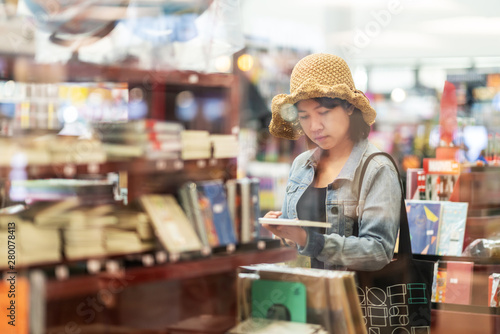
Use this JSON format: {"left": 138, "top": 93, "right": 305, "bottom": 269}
{"left": 269, "top": 53, "right": 376, "bottom": 140}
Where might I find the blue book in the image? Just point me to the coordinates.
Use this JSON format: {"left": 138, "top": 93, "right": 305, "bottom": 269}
{"left": 405, "top": 200, "right": 443, "bottom": 255}
{"left": 196, "top": 180, "right": 237, "bottom": 245}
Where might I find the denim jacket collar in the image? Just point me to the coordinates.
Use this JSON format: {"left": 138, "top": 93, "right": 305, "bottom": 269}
{"left": 305, "top": 139, "right": 369, "bottom": 181}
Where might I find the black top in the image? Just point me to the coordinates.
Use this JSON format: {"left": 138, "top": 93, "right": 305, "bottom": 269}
{"left": 296, "top": 185, "right": 326, "bottom": 269}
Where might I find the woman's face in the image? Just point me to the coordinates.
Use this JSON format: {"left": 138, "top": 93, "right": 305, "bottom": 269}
{"left": 296, "top": 98, "right": 352, "bottom": 150}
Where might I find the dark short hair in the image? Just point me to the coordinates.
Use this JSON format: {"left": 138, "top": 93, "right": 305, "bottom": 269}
{"left": 312, "top": 97, "right": 371, "bottom": 142}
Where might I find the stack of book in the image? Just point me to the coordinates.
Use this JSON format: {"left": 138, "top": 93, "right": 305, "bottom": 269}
{"left": 238, "top": 264, "right": 365, "bottom": 334}
{"left": 0, "top": 215, "right": 61, "bottom": 267}
{"left": 181, "top": 130, "right": 211, "bottom": 160}
{"left": 94, "top": 119, "right": 184, "bottom": 160}
{"left": 105, "top": 206, "right": 156, "bottom": 254}
{"left": 63, "top": 206, "right": 118, "bottom": 260}
{"left": 21, "top": 197, "right": 81, "bottom": 227}
{"left": 104, "top": 228, "right": 147, "bottom": 255}
{"left": 34, "top": 134, "right": 107, "bottom": 165}
{"left": 210, "top": 134, "right": 239, "bottom": 159}
{"left": 113, "top": 207, "right": 155, "bottom": 242}
{"left": 0, "top": 137, "right": 51, "bottom": 166}
{"left": 17, "top": 221, "right": 62, "bottom": 265}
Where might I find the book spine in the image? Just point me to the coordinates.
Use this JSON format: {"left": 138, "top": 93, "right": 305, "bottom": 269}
{"left": 199, "top": 182, "right": 236, "bottom": 245}
{"left": 186, "top": 183, "right": 209, "bottom": 247}
{"left": 240, "top": 180, "right": 251, "bottom": 243}
{"left": 225, "top": 179, "right": 238, "bottom": 242}
{"left": 250, "top": 178, "right": 261, "bottom": 241}
{"left": 198, "top": 195, "right": 220, "bottom": 247}
{"left": 179, "top": 186, "right": 196, "bottom": 229}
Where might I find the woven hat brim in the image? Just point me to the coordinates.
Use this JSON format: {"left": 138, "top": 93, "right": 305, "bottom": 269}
{"left": 269, "top": 82, "right": 376, "bottom": 140}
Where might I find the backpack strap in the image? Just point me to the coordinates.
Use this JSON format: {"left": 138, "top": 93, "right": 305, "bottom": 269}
{"left": 355, "top": 152, "right": 412, "bottom": 256}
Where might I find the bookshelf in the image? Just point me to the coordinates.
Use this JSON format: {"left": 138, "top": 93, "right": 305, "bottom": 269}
{"left": 413, "top": 167, "right": 500, "bottom": 333}
{"left": 0, "top": 52, "right": 296, "bottom": 333}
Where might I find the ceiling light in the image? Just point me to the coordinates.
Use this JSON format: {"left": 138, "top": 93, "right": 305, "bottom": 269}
{"left": 391, "top": 88, "right": 406, "bottom": 102}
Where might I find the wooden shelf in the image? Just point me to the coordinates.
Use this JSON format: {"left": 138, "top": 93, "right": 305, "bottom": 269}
{"left": 45, "top": 247, "right": 297, "bottom": 301}
{"left": 413, "top": 254, "right": 500, "bottom": 265}
{"left": 0, "top": 158, "right": 237, "bottom": 178}
{"left": 0, "top": 54, "right": 236, "bottom": 87}
{"left": 433, "top": 302, "right": 500, "bottom": 315}
{"left": 431, "top": 308, "right": 500, "bottom": 333}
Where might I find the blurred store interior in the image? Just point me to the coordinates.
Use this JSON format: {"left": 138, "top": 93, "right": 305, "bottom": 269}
{"left": 1, "top": 0, "right": 500, "bottom": 333}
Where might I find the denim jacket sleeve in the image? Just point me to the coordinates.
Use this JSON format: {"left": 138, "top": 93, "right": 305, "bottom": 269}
{"left": 298, "top": 155, "right": 401, "bottom": 271}
{"left": 280, "top": 157, "right": 298, "bottom": 220}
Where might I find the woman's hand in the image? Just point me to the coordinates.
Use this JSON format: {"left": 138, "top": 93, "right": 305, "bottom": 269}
{"left": 261, "top": 211, "right": 307, "bottom": 247}
{"left": 263, "top": 211, "right": 282, "bottom": 219}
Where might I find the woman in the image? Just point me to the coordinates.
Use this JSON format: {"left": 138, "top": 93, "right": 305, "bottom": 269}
{"left": 262, "top": 53, "right": 401, "bottom": 271}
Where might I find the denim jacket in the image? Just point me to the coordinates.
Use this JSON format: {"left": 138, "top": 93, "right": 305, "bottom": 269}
{"left": 281, "top": 139, "right": 401, "bottom": 271}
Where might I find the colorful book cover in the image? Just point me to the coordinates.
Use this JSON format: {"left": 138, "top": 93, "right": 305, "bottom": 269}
{"left": 139, "top": 194, "right": 204, "bottom": 254}
{"left": 436, "top": 202, "right": 468, "bottom": 256}
{"left": 422, "top": 159, "right": 460, "bottom": 201}
{"left": 197, "top": 180, "right": 237, "bottom": 245}
{"left": 198, "top": 195, "right": 220, "bottom": 247}
{"left": 405, "top": 200, "right": 442, "bottom": 255}
{"left": 434, "top": 262, "right": 447, "bottom": 303}
{"left": 251, "top": 280, "right": 307, "bottom": 323}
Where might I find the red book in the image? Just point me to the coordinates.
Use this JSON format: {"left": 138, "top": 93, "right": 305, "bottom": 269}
{"left": 444, "top": 261, "right": 474, "bottom": 305}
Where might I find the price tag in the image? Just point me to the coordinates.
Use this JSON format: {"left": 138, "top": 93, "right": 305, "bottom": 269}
{"left": 156, "top": 160, "right": 167, "bottom": 170}
{"left": 87, "top": 259, "right": 101, "bottom": 274}
{"left": 226, "top": 243, "right": 236, "bottom": 254}
{"left": 201, "top": 246, "right": 212, "bottom": 257}
{"left": 87, "top": 163, "right": 99, "bottom": 174}
{"left": 169, "top": 253, "right": 180, "bottom": 263}
{"left": 174, "top": 160, "right": 184, "bottom": 170}
{"left": 141, "top": 254, "right": 155, "bottom": 267}
{"left": 155, "top": 251, "right": 168, "bottom": 264}
{"left": 55, "top": 265, "right": 69, "bottom": 281}
{"left": 105, "top": 260, "right": 120, "bottom": 274}
{"left": 63, "top": 164, "right": 76, "bottom": 177}
{"left": 188, "top": 74, "right": 199, "bottom": 84}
